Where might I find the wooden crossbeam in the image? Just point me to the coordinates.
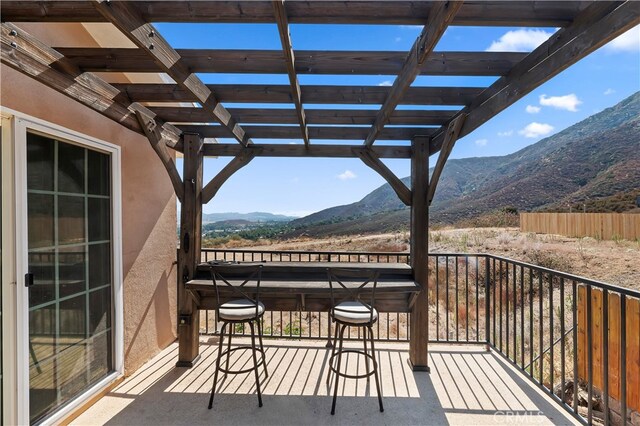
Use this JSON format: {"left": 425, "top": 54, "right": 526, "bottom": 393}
{"left": 202, "top": 148, "right": 261, "bottom": 204}
{"left": 429, "top": 1, "right": 640, "bottom": 155}
{"left": 153, "top": 107, "right": 455, "bottom": 126}
{"left": 364, "top": 1, "right": 463, "bottom": 147}
{"left": 113, "top": 83, "right": 483, "bottom": 105}
{"left": 58, "top": 47, "right": 525, "bottom": 76}
{"left": 179, "top": 125, "right": 433, "bottom": 141}
{"left": 134, "top": 111, "right": 184, "bottom": 203}
{"left": 0, "top": 1, "right": 587, "bottom": 26}
{"left": 0, "top": 22, "right": 181, "bottom": 147}
{"left": 201, "top": 144, "right": 413, "bottom": 159}
{"left": 353, "top": 148, "right": 412, "bottom": 206}
{"left": 92, "top": 0, "right": 252, "bottom": 147}
{"left": 273, "top": 0, "right": 309, "bottom": 147}
{"left": 427, "top": 114, "right": 466, "bottom": 205}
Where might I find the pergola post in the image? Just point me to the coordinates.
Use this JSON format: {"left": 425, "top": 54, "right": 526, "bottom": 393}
{"left": 176, "top": 133, "right": 204, "bottom": 367}
{"left": 409, "top": 136, "right": 430, "bottom": 371}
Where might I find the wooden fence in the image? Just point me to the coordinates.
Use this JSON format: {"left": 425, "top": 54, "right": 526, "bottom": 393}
{"left": 577, "top": 286, "right": 640, "bottom": 413}
{"left": 520, "top": 213, "right": 640, "bottom": 240}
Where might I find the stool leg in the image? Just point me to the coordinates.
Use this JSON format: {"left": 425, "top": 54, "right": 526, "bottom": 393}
{"left": 326, "top": 320, "right": 339, "bottom": 385}
{"left": 368, "top": 325, "right": 384, "bottom": 413}
{"left": 249, "top": 321, "right": 263, "bottom": 407}
{"left": 225, "top": 322, "right": 233, "bottom": 376}
{"left": 331, "top": 324, "right": 346, "bottom": 415}
{"left": 363, "top": 326, "right": 370, "bottom": 382}
{"left": 257, "top": 318, "right": 268, "bottom": 379}
{"left": 209, "top": 322, "right": 227, "bottom": 409}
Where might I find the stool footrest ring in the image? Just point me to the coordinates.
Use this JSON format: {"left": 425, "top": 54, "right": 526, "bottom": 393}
{"left": 329, "top": 349, "right": 377, "bottom": 380}
{"left": 218, "top": 346, "right": 266, "bottom": 375}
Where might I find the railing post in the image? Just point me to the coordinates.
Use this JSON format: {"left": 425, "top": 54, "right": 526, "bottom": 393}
{"left": 485, "top": 255, "right": 491, "bottom": 352}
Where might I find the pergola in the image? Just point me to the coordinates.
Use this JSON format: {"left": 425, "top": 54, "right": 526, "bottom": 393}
{"left": 2, "top": 0, "right": 638, "bottom": 371}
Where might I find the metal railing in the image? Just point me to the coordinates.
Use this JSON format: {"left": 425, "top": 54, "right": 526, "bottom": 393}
{"left": 198, "top": 247, "right": 640, "bottom": 425}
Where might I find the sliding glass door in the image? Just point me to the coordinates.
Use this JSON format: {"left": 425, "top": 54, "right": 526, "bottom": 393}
{"left": 26, "top": 131, "right": 114, "bottom": 424}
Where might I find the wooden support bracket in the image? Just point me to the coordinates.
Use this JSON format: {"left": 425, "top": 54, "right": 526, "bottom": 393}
{"left": 353, "top": 147, "right": 412, "bottom": 206}
{"left": 201, "top": 147, "right": 262, "bottom": 204}
{"left": 427, "top": 113, "right": 466, "bottom": 205}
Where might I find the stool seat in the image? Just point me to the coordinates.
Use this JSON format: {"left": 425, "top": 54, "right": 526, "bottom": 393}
{"left": 219, "top": 299, "right": 265, "bottom": 321}
{"left": 332, "top": 301, "right": 377, "bottom": 324}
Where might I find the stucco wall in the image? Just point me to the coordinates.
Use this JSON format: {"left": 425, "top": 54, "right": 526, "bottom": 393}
{"left": 1, "top": 65, "right": 178, "bottom": 375}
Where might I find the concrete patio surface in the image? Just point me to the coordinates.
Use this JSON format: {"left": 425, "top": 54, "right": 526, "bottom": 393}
{"left": 72, "top": 338, "right": 577, "bottom": 425}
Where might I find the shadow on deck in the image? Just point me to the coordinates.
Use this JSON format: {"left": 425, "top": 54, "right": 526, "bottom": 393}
{"left": 72, "top": 339, "right": 577, "bottom": 425}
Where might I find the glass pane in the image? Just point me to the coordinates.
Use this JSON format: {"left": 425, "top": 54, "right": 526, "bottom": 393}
{"left": 58, "top": 295, "right": 86, "bottom": 346}
{"left": 58, "top": 195, "right": 85, "bottom": 245}
{"left": 89, "top": 243, "right": 111, "bottom": 289}
{"left": 89, "top": 287, "right": 111, "bottom": 336}
{"left": 88, "top": 198, "right": 110, "bottom": 242}
{"left": 29, "top": 306, "right": 56, "bottom": 367}
{"left": 88, "top": 331, "right": 112, "bottom": 383}
{"left": 58, "top": 246, "right": 86, "bottom": 299}
{"left": 57, "top": 142, "right": 85, "bottom": 194}
{"left": 27, "top": 133, "right": 54, "bottom": 191}
{"left": 29, "top": 358, "right": 57, "bottom": 423}
{"left": 88, "top": 150, "right": 110, "bottom": 196}
{"left": 28, "top": 251, "right": 56, "bottom": 307}
{"left": 57, "top": 343, "right": 88, "bottom": 407}
{"left": 28, "top": 193, "right": 54, "bottom": 249}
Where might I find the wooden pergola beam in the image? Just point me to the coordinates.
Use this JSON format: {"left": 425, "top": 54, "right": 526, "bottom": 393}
{"left": 92, "top": 0, "right": 253, "bottom": 147}
{"left": 429, "top": 1, "right": 640, "bottom": 155}
{"left": 273, "top": 0, "right": 309, "bottom": 147}
{"left": 202, "top": 143, "right": 413, "bottom": 158}
{"left": 134, "top": 111, "right": 185, "bottom": 203}
{"left": 364, "top": 1, "right": 463, "bottom": 147}
{"left": 114, "top": 83, "right": 484, "bottom": 105}
{"left": 188, "top": 126, "right": 433, "bottom": 141}
{"left": 427, "top": 114, "right": 466, "bottom": 205}
{"left": 202, "top": 148, "right": 261, "bottom": 204}
{"left": 0, "top": 22, "right": 182, "bottom": 148}
{"left": 0, "top": 1, "right": 589, "bottom": 26}
{"left": 353, "top": 148, "right": 412, "bottom": 206}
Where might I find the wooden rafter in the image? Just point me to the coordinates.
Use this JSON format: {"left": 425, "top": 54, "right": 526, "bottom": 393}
{"left": 429, "top": 1, "right": 640, "bottom": 154}
{"left": 202, "top": 148, "right": 261, "bottom": 204}
{"left": 134, "top": 111, "right": 185, "bottom": 203}
{"left": 180, "top": 125, "right": 435, "bottom": 141}
{"left": 202, "top": 144, "right": 412, "bottom": 158}
{"left": 92, "top": 0, "right": 253, "bottom": 147}
{"left": 364, "top": 1, "right": 463, "bottom": 147}
{"left": 113, "top": 83, "right": 484, "bottom": 105}
{"left": 273, "top": 0, "right": 309, "bottom": 147}
{"left": 0, "top": 22, "right": 181, "bottom": 147}
{"left": 57, "top": 47, "right": 525, "bottom": 76}
{"left": 353, "top": 148, "right": 412, "bottom": 206}
{"left": 427, "top": 114, "right": 466, "bottom": 205}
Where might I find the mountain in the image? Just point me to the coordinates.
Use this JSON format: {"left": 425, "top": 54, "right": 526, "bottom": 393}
{"left": 289, "top": 91, "right": 640, "bottom": 234}
{"left": 202, "top": 212, "right": 298, "bottom": 223}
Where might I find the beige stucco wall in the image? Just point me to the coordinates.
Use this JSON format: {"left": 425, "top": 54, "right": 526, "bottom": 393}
{"left": 1, "top": 64, "right": 178, "bottom": 375}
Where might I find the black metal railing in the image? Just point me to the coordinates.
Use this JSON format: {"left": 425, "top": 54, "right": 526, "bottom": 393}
{"left": 198, "top": 247, "right": 640, "bottom": 425}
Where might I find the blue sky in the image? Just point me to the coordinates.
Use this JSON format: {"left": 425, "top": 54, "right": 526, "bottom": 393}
{"left": 164, "top": 23, "right": 640, "bottom": 217}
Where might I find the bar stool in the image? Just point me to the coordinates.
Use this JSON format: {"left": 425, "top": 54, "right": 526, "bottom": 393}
{"left": 325, "top": 267, "right": 383, "bottom": 415}
{"left": 208, "top": 263, "right": 268, "bottom": 409}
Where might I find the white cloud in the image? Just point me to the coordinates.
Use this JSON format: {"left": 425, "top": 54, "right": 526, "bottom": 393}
{"left": 605, "top": 25, "right": 640, "bottom": 53}
{"left": 378, "top": 80, "right": 393, "bottom": 87}
{"left": 486, "top": 28, "right": 554, "bottom": 52}
{"left": 498, "top": 130, "right": 514, "bottom": 137}
{"left": 474, "top": 139, "right": 488, "bottom": 147}
{"left": 337, "top": 170, "right": 357, "bottom": 180}
{"left": 539, "top": 93, "right": 582, "bottom": 112}
{"left": 519, "top": 122, "right": 554, "bottom": 139}
{"left": 604, "top": 88, "right": 616, "bottom": 95}
{"left": 526, "top": 105, "right": 541, "bottom": 114}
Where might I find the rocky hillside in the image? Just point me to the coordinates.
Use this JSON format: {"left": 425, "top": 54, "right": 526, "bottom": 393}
{"left": 289, "top": 91, "right": 640, "bottom": 234}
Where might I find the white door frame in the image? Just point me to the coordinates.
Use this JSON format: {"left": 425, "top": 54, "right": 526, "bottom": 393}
{"left": 3, "top": 108, "right": 124, "bottom": 425}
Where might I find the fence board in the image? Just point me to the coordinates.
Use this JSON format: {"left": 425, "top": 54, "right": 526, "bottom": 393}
{"left": 520, "top": 213, "right": 640, "bottom": 240}
{"left": 577, "top": 286, "right": 640, "bottom": 412}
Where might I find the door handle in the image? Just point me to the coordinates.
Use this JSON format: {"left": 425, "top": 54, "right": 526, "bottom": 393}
{"left": 25, "top": 272, "right": 34, "bottom": 287}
